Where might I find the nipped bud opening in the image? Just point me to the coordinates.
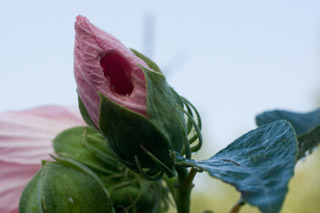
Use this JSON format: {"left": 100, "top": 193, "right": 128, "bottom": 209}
{"left": 100, "top": 52, "right": 134, "bottom": 96}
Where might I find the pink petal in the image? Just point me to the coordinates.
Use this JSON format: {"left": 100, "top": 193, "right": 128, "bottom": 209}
{"left": 0, "top": 106, "right": 85, "bottom": 213}
{"left": 74, "top": 15, "right": 149, "bottom": 126}
{"left": 0, "top": 162, "right": 39, "bottom": 213}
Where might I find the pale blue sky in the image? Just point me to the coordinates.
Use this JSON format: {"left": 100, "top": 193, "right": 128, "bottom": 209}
{"left": 1, "top": 0, "right": 320, "bottom": 152}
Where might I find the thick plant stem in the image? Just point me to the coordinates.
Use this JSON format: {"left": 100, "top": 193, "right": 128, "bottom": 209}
{"left": 174, "top": 166, "right": 197, "bottom": 213}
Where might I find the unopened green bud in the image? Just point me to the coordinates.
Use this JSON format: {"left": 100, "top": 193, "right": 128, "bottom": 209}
{"left": 19, "top": 158, "right": 114, "bottom": 213}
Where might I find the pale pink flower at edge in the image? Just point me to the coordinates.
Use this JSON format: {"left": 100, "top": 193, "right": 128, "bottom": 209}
{"left": 0, "top": 106, "right": 85, "bottom": 213}
{"left": 74, "top": 15, "right": 150, "bottom": 126}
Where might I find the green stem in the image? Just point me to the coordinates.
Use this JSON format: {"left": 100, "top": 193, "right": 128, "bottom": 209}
{"left": 163, "top": 175, "right": 176, "bottom": 198}
{"left": 174, "top": 166, "right": 197, "bottom": 213}
{"left": 229, "top": 197, "right": 245, "bottom": 213}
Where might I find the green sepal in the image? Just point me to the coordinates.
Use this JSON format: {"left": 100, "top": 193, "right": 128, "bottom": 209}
{"left": 78, "top": 95, "right": 97, "bottom": 129}
{"left": 53, "top": 126, "right": 120, "bottom": 174}
{"left": 98, "top": 65, "right": 188, "bottom": 177}
{"left": 19, "top": 158, "right": 115, "bottom": 213}
{"left": 98, "top": 93, "right": 173, "bottom": 171}
{"left": 19, "top": 169, "right": 43, "bottom": 213}
{"left": 130, "top": 48, "right": 162, "bottom": 73}
{"left": 141, "top": 66, "right": 188, "bottom": 156}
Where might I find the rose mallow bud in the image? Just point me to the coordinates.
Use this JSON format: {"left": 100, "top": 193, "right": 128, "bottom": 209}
{"left": 74, "top": 15, "right": 148, "bottom": 126}
{"left": 74, "top": 15, "right": 197, "bottom": 178}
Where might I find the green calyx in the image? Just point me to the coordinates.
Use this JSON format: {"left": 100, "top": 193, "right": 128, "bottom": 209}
{"left": 98, "top": 92, "right": 175, "bottom": 177}
{"left": 98, "top": 63, "right": 192, "bottom": 178}
{"left": 76, "top": 49, "right": 202, "bottom": 180}
{"left": 131, "top": 49, "right": 202, "bottom": 154}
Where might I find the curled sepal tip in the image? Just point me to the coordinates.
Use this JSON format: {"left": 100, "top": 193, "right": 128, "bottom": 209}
{"left": 176, "top": 104, "right": 203, "bottom": 153}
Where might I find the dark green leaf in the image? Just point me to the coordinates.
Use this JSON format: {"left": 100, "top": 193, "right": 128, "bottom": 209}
{"left": 256, "top": 109, "right": 320, "bottom": 135}
{"left": 173, "top": 120, "right": 298, "bottom": 213}
{"left": 19, "top": 158, "right": 114, "bottom": 213}
{"left": 256, "top": 109, "right": 320, "bottom": 160}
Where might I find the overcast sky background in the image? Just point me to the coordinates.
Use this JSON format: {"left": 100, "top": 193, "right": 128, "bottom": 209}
{"left": 1, "top": 0, "right": 320, "bottom": 154}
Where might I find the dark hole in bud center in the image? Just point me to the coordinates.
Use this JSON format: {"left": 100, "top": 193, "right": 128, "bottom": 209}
{"left": 100, "top": 52, "right": 134, "bottom": 96}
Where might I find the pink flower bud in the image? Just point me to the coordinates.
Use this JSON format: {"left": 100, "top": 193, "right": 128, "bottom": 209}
{"left": 73, "top": 16, "right": 202, "bottom": 178}
{"left": 74, "top": 15, "right": 149, "bottom": 126}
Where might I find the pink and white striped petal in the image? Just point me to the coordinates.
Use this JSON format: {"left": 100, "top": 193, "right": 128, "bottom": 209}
{"left": 0, "top": 106, "right": 85, "bottom": 213}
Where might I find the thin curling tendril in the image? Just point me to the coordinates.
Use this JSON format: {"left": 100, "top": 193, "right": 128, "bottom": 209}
{"left": 181, "top": 97, "right": 202, "bottom": 145}
{"left": 173, "top": 106, "right": 191, "bottom": 159}
{"left": 181, "top": 97, "right": 202, "bottom": 130}
{"left": 175, "top": 104, "right": 203, "bottom": 152}
{"left": 183, "top": 100, "right": 194, "bottom": 134}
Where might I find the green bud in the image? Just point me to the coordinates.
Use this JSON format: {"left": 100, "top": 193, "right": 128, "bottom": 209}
{"left": 53, "top": 126, "right": 122, "bottom": 175}
{"left": 19, "top": 158, "right": 114, "bottom": 213}
{"left": 52, "top": 126, "right": 170, "bottom": 212}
